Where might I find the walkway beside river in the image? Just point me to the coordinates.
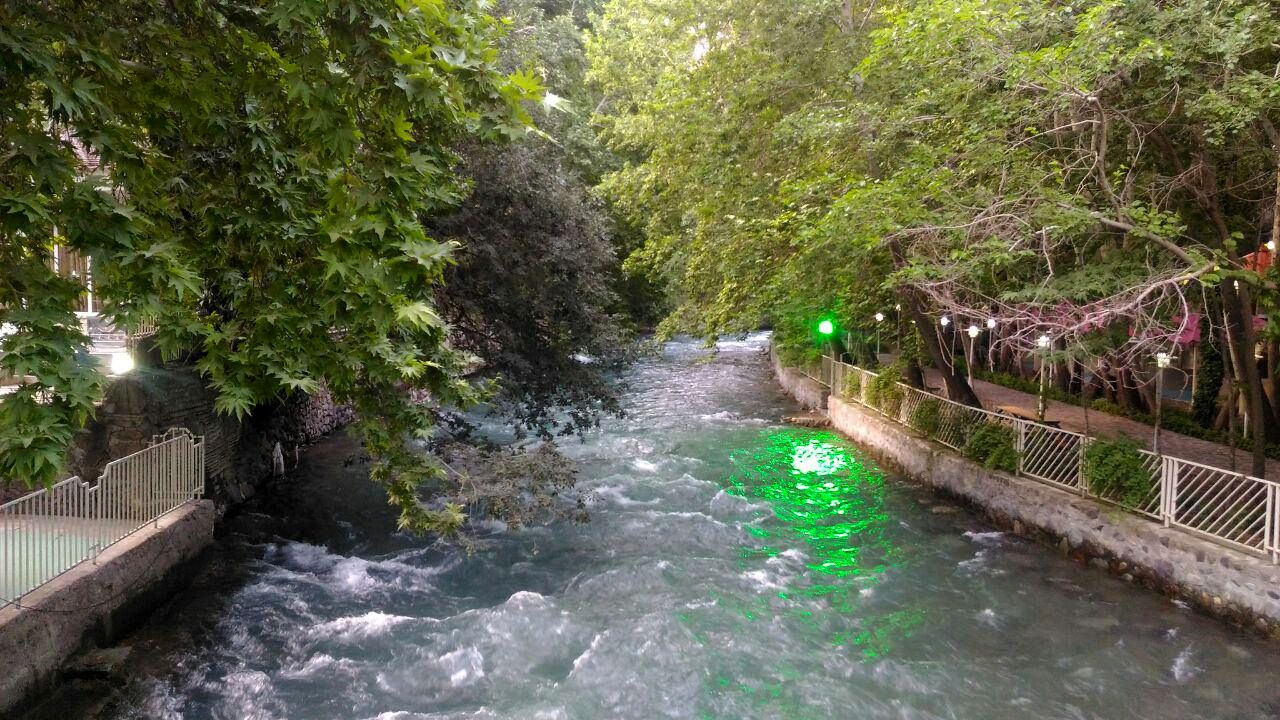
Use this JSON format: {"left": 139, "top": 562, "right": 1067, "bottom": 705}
{"left": 922, "top": 368, "right": 1280, "bottom": 481}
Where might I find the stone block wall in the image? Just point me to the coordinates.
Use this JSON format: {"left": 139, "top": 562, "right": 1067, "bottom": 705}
{"left": 24, "top": 367, "right": 356, "bottom": 511}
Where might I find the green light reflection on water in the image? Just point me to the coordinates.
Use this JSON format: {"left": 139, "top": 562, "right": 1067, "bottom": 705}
{"left": 709, "top": 427, "right": 927, "bottom": 712}
{"left": 726, "top": 430, "right": 899, "bottom": 584}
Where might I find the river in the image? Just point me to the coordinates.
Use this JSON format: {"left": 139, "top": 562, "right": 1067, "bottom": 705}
{"left": 75, "top": 334, "right": 1280, "bottom": 718}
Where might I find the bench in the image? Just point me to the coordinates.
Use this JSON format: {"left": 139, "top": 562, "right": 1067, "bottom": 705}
{"left": 996, "top": 404, "right": 1062, "bottom": 428}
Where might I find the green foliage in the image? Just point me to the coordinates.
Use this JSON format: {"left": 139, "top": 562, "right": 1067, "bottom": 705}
{"left": 866, "top": 369, "right": 905, "bottom": 416}
{"left": 1083, "top": 438, "right": 1157, "bottom": 508}
{"left": 908, "top": 397, "right": 943, "bottom": 436}
{"left": 588, "top": 0, "right": 1280, "bottom": 473}
{"left": 432, "top": 0, "right": 639, "bottom": 439}
{"left": 0, "top": 0, "right": 539, "bottom": 535}
{"left": 1192, "top": 339, "right": 1224, "bottom": 427}
{"left": 962, "top": 422, "right": 1019, "bottom": 473}
{"left": 840, "top": 372, "right": 862, "bottom": 401}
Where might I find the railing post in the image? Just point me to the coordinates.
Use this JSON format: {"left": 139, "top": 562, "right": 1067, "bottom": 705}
{"left": 1162, "top": 456, "right": 1176, "bottom": 528}
{"left": 1077, "top": 436, "right": 1088, "bottom": 494}
{"left": 1268, "top": 483, "right": 1278, "bottom": 564}
{"left": 1016, "top": 421, "right": 1026, "bottom": 476}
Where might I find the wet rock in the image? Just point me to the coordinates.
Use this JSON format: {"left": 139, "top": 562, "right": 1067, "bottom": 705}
{"left": 930, "top": 505, "right": 960, "bottom": 515}
{"left": 1088, "top": 558, "right": 1109, "bottom": 572}
{"left": 64, "top": 647, "right": 133, "bottom": 680}
{"left": 783, "top": 414, "right": 831, "bottom": 428}
{"left": 1078, "top": 615, "right": 1120, "bottom": 631}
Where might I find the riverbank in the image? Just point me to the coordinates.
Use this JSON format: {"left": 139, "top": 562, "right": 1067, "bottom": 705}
{"left": 0, "top": 501, "right": 216, "bottom": 716}
{"left": 8, "top": 428, "right": 391, "bottom": 720}
{"left": 773, "top": 349, "right": 1280, "bottom": 636}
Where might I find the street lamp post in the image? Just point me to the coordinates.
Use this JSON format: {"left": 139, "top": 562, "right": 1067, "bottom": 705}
{"left": 874, "top": 312, "right": 885, "bottom": 358}
{"left": 986, "top": 318, "right": 997, "bottom": 372}
{"left": 1154, "top": 352, "right": 1173, "bottom": 454}
{"left": 966, "top": 324, "right": 979, "bottom": 386}
{"left": 1036, "top": 334, "right": 1051, "bottom": 422}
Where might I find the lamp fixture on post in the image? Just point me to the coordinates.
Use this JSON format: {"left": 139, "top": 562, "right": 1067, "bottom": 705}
{"left": 1036, "top": 334, "right": 1051, "bottom": 422}
{"left": 965, "top": 325, "right": 979, "bottom": 385}
{"left": 1154, "top": 352, "right": 1175, "bottom": 454}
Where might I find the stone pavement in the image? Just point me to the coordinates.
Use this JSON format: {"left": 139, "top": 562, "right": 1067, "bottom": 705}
{"left": 923, "top": 368, "right": 1280, "bottom": 481}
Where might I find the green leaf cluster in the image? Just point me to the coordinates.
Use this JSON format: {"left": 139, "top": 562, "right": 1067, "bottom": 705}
{"left": 1083, "top": 438, "right": 1157, "bottom": 508}
{"left": 0, "top": 0, "right": 537, "bottom": 535}
{"left": 962, "top": 422, "right": 1020, "bottom": 473}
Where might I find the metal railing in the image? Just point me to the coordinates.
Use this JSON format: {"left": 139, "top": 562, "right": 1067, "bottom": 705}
{"left": 811, "top": 356, "right": 1280, "bottom": 564}
{"left": 1, "top": 428, "right": 205, "bottom": 605}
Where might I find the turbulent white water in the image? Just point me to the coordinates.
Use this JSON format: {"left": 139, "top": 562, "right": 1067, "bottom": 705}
{"left": 121, "top": 334, "right": 1280, "bottom": 719}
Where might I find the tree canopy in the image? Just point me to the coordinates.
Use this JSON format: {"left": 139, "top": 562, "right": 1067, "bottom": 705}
{"left": 0, "top": 0, "right": 538, "bottom": 531}
{"left": 589, "top": 0, "right": 1280, "bottom": 474}
{"left": 431, "top": 0, "right": 632, "bottom": 440}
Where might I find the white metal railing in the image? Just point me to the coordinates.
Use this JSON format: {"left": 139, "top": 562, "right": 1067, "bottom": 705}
{"left": 0, "top": 428, "right": 204, "bottom": 605}
{"left": 818, "top": 356, "right": 1280, "bottom": 564}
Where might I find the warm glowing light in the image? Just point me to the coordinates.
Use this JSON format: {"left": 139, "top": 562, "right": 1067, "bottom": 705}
{"left": 966, "top": 325, "right": 979, "bottom": 338}
{"left": 874, "top": 312, "right": 885, "bottom": 323}
{"left": 986, "top": 318, "right": 996, "bottom": 329}
{"left": 940, "top": 315, "right": 951, "bottom": 327}
{"left": 110, "top": 351, "right": 135, "bottom": 375}
{"left": 818, "top": 320, "right": 835, "bottom": 336}
{"left": 1037, "top": 334, "right": 1051, "bottom": 349}
{"left": 1156, "top": 352, "right": 1172, "bottom": 368}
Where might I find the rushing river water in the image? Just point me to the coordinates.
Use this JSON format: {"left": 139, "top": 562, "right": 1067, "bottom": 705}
{"left": 103, "top": 334, "right": 1280, "bottom": 719}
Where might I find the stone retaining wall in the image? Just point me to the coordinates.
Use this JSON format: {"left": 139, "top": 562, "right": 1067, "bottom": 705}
{"left": 63, "top": 367, "right": 354, "bottom": 509}
{"left": 0, "top": 501, "right": 217, "bottom": 715}
{"left": 772, "top": 349, "right": 1280, "bottom": 635}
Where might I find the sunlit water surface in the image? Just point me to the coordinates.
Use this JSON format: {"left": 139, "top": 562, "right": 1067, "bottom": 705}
{"left": 122, "top": 334, "right": 1280, "bottom": 719}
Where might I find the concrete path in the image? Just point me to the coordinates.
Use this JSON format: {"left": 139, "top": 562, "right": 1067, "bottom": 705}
{"left": 923, "top": 368, "right": 1280, "bottom": 481}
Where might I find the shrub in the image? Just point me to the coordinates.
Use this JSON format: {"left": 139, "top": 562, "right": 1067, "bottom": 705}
{"left": 1083, "top": 438, "right": 1157, "bottom": 508}
{"left": 962, "top": 422, "right": 1019, "bottom": 472}
{"left": 909, "top": 397, "right": 943, "bottom": 436}
{"left": 841, "top": 372, "right": 862, "bottom": 401}
{"left": 1191, "top": 340, "right": 1223, "bottom": 427}
{"left": 866, "top": 371, "right": 904, "bottom": 416}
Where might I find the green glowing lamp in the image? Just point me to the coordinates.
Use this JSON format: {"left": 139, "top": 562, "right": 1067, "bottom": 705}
{"left": 817, "top": 319, "right": 835, "bottom": 336}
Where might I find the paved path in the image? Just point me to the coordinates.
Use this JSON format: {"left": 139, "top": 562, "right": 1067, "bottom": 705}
{"left": 923, "top": 368, "right": 1280, "bottom": 481}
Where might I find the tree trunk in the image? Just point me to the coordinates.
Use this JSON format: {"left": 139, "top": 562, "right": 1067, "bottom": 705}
{"left": 1114, "top": 367, "right": 1146, "bottom": 412}
{"left": 904, "top": 358, "right": 925, "bottom": 389}
{"left": 1220, "top": 283, "right": 1271, "bottom": 477}
{"left": 886, "top": 239, "right": 982, "bottom": 407}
